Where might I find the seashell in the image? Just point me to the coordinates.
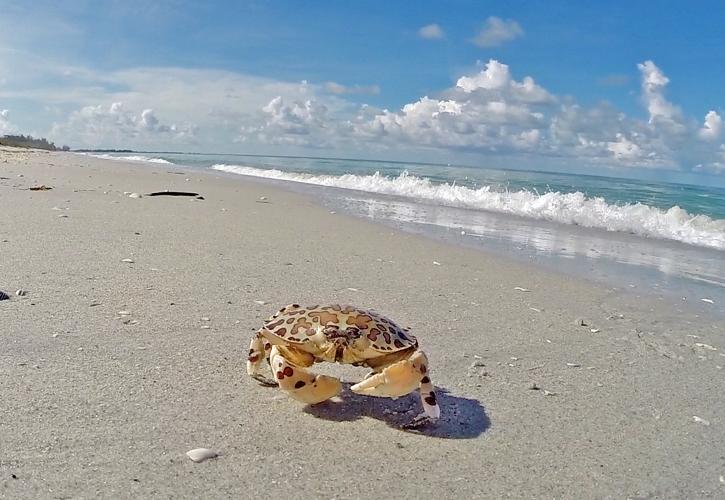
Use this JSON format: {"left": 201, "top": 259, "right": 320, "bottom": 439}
{"left": 121, "top": 258, "right": 134, "bottom": 263}
{"left": 186, "top": 448, "right": 218, "bottom": 462}
{"left": 693, "top": 416, "right": 710, "bottom": 426}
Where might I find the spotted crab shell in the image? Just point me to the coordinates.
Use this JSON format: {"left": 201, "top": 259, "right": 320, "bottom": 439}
{"left": 260, "top": 304, "right": 418, "bottom": 353}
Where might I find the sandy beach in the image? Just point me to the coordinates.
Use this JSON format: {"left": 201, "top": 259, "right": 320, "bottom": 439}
{"left": 1, "top": 148, "right": 724, "bottom": 499}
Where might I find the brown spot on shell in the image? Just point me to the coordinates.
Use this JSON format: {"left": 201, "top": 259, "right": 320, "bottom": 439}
{"left": 308, "top": 311, "right": 340, "bottom": 326}
{"left": 286, "top": 318, "right": 295, "bottom": 324}
{"left": 367, "top": 328, "right": 379, "bottom": 341}
{"left": 265, "top": 319, "right": 285, "bottom": 329}
{"left": 346, "top": 314, "right": 373, "bottom": 330}
{"left": 276, "top": 327, "right": 287, "bottom": 336}
{"left": 291, "top": 318, "right": 312, "bottom": 336}
{"left": 341, "top": 306, "right": 357, "bottom": 314}
{"left": 382, "top": 332, "right": 391, "bottom": 344}
{"left": 306, "top": 305, "right": 319, "bottom": 310}
{"left": 331, "top": 305, "right": 342, "bottom": 311}
{"left": 420, "top": 365, "right": 427, "bottom": 374}
{"left": 393, "top": 339, "right": 404, "bottom": 348}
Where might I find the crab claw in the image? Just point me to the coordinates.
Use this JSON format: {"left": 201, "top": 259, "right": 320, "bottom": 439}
{"left": 350, "top": 358, "right": 420, "bottom": 398}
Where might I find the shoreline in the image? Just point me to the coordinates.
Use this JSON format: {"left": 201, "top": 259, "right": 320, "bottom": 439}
{"left": 1, "top": 148, "right": 724, "bottom": 499}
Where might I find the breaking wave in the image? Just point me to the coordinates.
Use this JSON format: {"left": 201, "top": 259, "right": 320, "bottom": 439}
{"left": 82, "top": 153, "right": 172, "bottom": 164}
{"left": 211, "top": 164, "right": 725, "bottom": 250}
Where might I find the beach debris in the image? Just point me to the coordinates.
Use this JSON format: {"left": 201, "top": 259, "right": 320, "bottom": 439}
{"left": 566, "top": 362, "right": 581, "bottom": 368}
{"left": 529, "top": 383, "right": 540, "bottom": 390}
{"left": 543, "top": 390, "right": 557, "bottom": 396}
{"left": 529, "top": 307, "right": 541, "bottom": 312}
{"left": 701, "top": 298, "right": 714, "bottom": 304}
{"left": 719, "top": 475, "right": 725, "bottom": 485}
{"left": 575, "top": 318, "right": 588, "bottom": 327}
{"left": 590, "top": 328, "right": 600, "bottom": 333}
{"left": 0, "top": 290, "right": 9, "bottom": 301}
{"left": 29, "top": 185, "right": 52, "bottom": 191}
{"left": 117, "top": 310, "right": 131, "bottom": 316}
{"left": 200, "top": 325, "right": 211, "bottom": 330}
{"left": 15, "top": 289, "right": 26, "bottom": 297}
{"left": 89, "top": 301, "right": 102, "bottom": 307}
{"left": 692, "top": 416, "right": 711, "bottom": 426}
{"left": 347, "top": 287, "right": 359, "bottom": 292}
{"left": 514, "top": 287, "right": 530, "bottom": 292}
{"left": 186, "top": 448, "right": 218, "bottom": 463}
{"left": 259, "top": 196, "right": 267, "bottom": 201}
{"left": 469, "top": 360, "right": 486, "bottom": 369}
{"left": 253, "top": 300, "right": 267, "bottom": 305}
{"left": 201, "top": 317, "right": 211, "bottom": 322}
{"left": 127, "top": 192, "right": 142, "bottom": 198}
{"left": 121, "top": 258, "right": 134, "bottom": 263}
{"left": 695, "top": 343, "right": 718, "bottom": 351}
{"left": 147, "top": 190, "right": 204, "bottom": 200}
{"left": 432, "top": 261, "right": 441, "bottom": 266}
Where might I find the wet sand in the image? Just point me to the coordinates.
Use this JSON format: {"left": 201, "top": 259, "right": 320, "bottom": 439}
{"left": 1, "top": 148, "right": 723, "bottom": 499}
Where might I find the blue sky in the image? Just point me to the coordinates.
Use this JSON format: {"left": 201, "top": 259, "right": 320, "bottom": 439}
{"left": 1, "top": 0, "right": 725, "bottom": 183}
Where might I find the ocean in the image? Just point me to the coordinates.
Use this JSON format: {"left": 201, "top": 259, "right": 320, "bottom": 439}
{"left": 83, "top": 152, "right": 725, "bottom": 316}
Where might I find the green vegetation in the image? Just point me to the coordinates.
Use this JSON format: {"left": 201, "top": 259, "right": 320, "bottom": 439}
{"left": 0, "top": 134, "right": 69, "bottom": 151}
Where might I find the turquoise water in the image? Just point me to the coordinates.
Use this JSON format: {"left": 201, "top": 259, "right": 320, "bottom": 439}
{"left": 132, "top": 152, "right": 725, "bottom": 219}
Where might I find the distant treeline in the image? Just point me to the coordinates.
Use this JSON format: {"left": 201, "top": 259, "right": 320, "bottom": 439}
{"left": 75, "top": 148, "right": 135, "bottom": 153}
{"left": 0, "top": 134, "right": 70, "bottom": 151}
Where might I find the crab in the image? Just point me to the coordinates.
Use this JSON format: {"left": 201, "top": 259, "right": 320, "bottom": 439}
{"left": 246, "top": 304, "right": 440, "bottom": 428}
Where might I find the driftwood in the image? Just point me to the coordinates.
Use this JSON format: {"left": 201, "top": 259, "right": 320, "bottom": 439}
{"left": 146, "top": 191, "right": 204, "bottom": 200}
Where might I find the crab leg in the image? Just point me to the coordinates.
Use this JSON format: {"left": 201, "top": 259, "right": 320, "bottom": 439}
{"left": 351, "top": 350, "right": 440, "bottom": 428}
{"left": 269, "top": 346, "right": 342, "bottom": 404}
{"left": 247, "top": 331, "right": 277, "bottom": 386}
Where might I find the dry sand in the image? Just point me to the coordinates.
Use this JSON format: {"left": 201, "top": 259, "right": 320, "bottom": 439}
{"left": 1, "top": 148, "right": 724, "bottom": 499}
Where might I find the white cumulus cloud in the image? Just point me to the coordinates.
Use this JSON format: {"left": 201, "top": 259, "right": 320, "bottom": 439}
{"left": 698, "top": 110, "right": 722, "bottom": 141}
{"left": 418, "top": 24, "right": 445, "bottom": 40}
{"left": 472, "top": 17, "right": 524, "bottom": 48}
{"left": 637, "top": 60, "right": 680, "bottom": 125}
{"left": 0, "top": 109, "right": 15, "bottom": 135}
{"left": 51, "top": 101, "right": 197, "bottom": 148}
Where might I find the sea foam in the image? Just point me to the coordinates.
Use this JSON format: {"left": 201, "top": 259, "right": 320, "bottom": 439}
{"left": 211, "top": 164, "right": 725, "bottom": 250}
{"left": 83, "top": 153, "right": 172, "bottom": 164}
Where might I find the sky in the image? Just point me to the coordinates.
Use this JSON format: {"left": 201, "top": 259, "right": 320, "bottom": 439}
{"left": 1, "top": 0, "right": 725, "bottom": 184}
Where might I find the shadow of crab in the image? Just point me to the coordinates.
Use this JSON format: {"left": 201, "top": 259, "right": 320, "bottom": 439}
{"left": 302, "top": 383, "right": 489, "bottom": 439}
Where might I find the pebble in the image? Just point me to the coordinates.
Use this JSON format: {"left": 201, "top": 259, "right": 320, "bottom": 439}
{"left": 693, "top": 416, "right": 710, "bottom": 426}
{"left": 695, "top": 343, "right": 717, "bottom": 351}
{"left": 719, "top": 475, "right": 724, "bottom": 485}
{"left": 200, "top": 325, "right": 211, "bottom": 329}
{"left": 433, "top": 261, "right": 441, "bottom": 266}
{"left": 590, "top": 328, "right": 600, "bottom": 333}
{"left": 15, "top": 289, "right": 26, "bottom": 297}
{"left": 566, "top": 363, "right": 581, "bottom": 368}
{"left": 186, "top": 448, "right": 218, "bottom": 463}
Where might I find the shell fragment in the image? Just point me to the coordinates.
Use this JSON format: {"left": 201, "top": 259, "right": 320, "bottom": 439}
{"left": 186, "top": 448, "right": 218, "bottom": 462}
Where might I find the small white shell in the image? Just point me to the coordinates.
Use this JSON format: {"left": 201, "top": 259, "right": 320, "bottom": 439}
{"left": 121, "top": 258, "right": 134, "bottom": 263}
{"left": 186, "top": 448, "right": 218, "bottom": 462}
